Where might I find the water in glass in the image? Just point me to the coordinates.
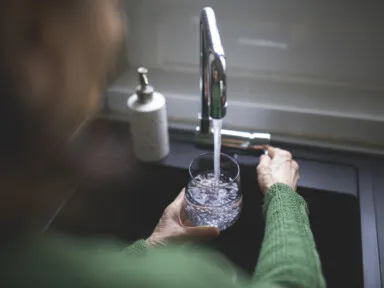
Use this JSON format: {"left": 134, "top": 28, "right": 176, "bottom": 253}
{"left": 185, "top": 171, "right": 242, "bottom": 231}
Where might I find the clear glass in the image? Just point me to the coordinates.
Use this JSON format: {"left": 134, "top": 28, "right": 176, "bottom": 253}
{"left": 185, "top": 152, "right": 242, "bottom": 231}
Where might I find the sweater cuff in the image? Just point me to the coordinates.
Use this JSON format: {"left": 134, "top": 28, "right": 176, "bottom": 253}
{"left": 123, "top": 240, "right": 149, "bottom": 256}
{"left": 263, "top": 183, "right": 308, "bottom": 216}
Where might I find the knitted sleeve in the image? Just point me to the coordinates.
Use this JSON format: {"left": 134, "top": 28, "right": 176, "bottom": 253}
{"left": 253, "top": 183, "right": 326, "bottom": 288}
{"left": 123, "top": 240, "right": 148, "bottom": 256}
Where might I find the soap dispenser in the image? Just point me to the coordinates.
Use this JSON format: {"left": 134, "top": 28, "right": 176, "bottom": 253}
{"left": 127, "top": 67, "right": 170, "bottom": 162}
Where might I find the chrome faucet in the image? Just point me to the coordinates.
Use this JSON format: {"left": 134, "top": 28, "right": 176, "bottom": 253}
{"left": 199, "top": 7, "right": 227, "bottom": 134}
{"left": 196, "top": 7, "right": 270, "bottom": 151}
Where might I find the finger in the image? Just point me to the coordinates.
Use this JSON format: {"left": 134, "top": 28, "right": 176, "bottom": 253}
{"left": 267, "top": 146, "right": 276, "bottom": 158}
{"left": 168, "top": 189, "right": 186, "bottom": 217}
{"left": 185, "top": 226, "right": 220, "bottom": 239}
{"left": 292, "top": 160, "right": 299, "bottom": 171}
{"left": 258, "top": 154, "right": 271, "bottom": 167}
{"left": 182, "top": 218, "right": 195, "bottom": 227}
{"left": 293, "top": 173, "right": 300, "bottom": 190}
{"left": 171, "top": 189, "right": 186, "bottom": 206}
{"left": 273, "top": 148, "right": 292, "bottom": 160}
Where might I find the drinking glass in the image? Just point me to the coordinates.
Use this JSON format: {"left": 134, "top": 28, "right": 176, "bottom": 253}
{"left": 185, "top": 152, "right": 242, "bottom": 231}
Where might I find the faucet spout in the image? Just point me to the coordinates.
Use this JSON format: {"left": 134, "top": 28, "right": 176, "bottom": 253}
{"left": 200, "top": 7, "right": 227, "bottom": 134}
{"left": 195, "top": 7, "right": 271, "bottom": 152}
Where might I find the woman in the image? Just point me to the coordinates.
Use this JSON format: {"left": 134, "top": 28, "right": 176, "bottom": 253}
{"left": 0, "top": 0, "right": 326, "bottom": 287}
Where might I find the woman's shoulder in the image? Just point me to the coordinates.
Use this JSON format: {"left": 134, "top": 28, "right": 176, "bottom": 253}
{"left": 2, "top": 232, "right": 242, "bottom": 288}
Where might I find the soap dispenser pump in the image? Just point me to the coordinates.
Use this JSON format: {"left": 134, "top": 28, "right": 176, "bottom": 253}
{"left": 127, "top": 67, "right": 170, "bottom": 162}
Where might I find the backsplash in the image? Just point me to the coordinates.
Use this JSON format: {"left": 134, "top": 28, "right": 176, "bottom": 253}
{"left": 109, "top": 0, "right": 384, "bottom": 148}
{"left": 124, "top": 0, "right": 384, "bottom": 89}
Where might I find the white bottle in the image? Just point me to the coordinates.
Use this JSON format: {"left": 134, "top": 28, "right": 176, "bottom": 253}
{"left": 127, "top": 67, "right": 170, "bottom": 162}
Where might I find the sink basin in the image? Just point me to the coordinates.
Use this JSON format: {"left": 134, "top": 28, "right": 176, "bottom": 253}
{"left": 45, "top": 119, "right": 372, "bottom": 287}
{"left": 51, "top": 162, "right": 362, "bottom": 288}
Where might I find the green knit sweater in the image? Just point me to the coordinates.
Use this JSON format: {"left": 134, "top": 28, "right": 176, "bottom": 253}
{"left": 1, "top": 183, "right": 326, "bottom": 288}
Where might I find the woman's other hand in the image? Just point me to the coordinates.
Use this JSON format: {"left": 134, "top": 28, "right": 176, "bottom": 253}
{"left": 146, "top": 190, "right": 220, "bottom": 246}
{"left": 257, "top": 146, "right": 300, "bottom": 195}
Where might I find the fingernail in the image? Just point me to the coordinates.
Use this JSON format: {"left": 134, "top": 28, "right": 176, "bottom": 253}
{"left": 201, "top": 225, "right": 216, "bottom": 229}
{"left": 202, "top": 226, "right": 220, "bottom": 234}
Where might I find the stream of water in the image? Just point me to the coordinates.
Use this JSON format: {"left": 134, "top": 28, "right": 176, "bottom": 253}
{"left": 212, "top": 119, "right": 223, "bottom": 186}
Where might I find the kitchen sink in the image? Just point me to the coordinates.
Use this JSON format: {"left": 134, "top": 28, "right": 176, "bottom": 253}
{"left": 51, "top": 161, "right": 362, "bottom": 287}
{"left": 44, "top": 119, "right": 379, "bottom": 287}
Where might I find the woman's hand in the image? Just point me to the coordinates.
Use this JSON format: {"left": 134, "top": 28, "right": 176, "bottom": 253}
{"left": 257, "top": 146, "right": 300, "bottom": 195}
{"left": 146, "top": 189, "right": 220, "bottom": 246}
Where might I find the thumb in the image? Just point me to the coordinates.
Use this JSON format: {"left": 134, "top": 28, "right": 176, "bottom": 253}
{"left": 185, "top": 226, "right": 220, "bottom": 239}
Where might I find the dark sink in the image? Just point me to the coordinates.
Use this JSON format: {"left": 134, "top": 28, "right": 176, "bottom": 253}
{"left": 51, "top": 161, "right": 362, "bottom": 288}
{"left": 47, "top": 119, "right": 369, "bottom": 288}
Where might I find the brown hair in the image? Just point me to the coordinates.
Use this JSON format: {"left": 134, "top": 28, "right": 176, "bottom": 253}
{"left": 0, "top": 0, "right": 124, "bottom": 173}
{"left": 0, "top": 0, "right": 125, "bottom": 224}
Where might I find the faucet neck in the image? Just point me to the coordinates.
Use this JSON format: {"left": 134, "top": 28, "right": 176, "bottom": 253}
{"left": 199, "top": 7, "right": 227, "bottom": 134}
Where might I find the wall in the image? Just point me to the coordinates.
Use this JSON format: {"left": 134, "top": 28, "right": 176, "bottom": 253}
{"left": 125, "top": 0, "right": 384, "bottom": 87}
{"left": 109, "top": 0, "right": 384, "bottom": 147}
